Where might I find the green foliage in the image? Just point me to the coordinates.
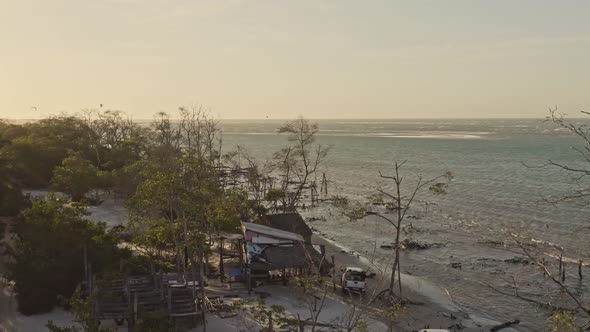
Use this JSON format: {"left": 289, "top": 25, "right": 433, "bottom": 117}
{"left": 121, "top": 251, "right": 176, "bottom": 275}
{"left": 0, "top": 136, "right": 30, "bottom": 216}
{"left": 46, "top": 321, "right": 81, "bottom": 332}
{"left": 354, "top": 320, "right": 369, "bottom": 332}
{"left": 551, "top": 311, "right": 580, "bottom": 332}
{"left": 127, "top": 154, "right": 222, "bottom": 271}
{"left": 207, "top": 189, "right": 248, "bottom": 233}
{"left": 0, "top": 183, "right": 29, "bottom": 216}
{"left": 2, "top": 116, "right": 95, "bottom": 187}
{"left": 10, "top": 195, "right": 129, "bottom": 314}
{"left": 51, "top": 152, "right": 99, "bottom": 201}
{"left": 135, "top": 311, "right": 177, "bottom": 332}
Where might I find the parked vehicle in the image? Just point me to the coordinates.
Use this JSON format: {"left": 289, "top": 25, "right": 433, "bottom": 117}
{"left": 340, "top": 267, "right": 367, "bottom": 292}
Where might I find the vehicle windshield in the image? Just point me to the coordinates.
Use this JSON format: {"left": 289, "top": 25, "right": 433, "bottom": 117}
{"left": 345, "top": 270, "right": 366, "bottom": 281}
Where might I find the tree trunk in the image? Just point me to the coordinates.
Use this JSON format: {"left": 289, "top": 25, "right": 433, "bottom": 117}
{"left": 199, "top": 255, "right": 206, "bottom": 332}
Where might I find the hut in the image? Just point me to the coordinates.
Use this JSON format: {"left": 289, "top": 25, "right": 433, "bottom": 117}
{"left": 242, "top": 222, "right": 329, "bottom": 287}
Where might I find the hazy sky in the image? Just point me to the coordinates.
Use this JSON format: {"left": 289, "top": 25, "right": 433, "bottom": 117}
{"left": 2, "top": 0, "right": 590, "bottom": 119}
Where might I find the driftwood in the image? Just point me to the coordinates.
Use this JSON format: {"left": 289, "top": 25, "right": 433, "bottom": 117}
{"left": 379, "top": 239, "right": 448, "bottom": 250}
{"left": 401, "top": 239, "right": 447, "bottom": 250}
{"left": 503, "top": 256, "right": 530, "bottom": 264}
{"left": 490, "top": 319, "right": 520, "bottom": 331}
{"left": 371, "top": 289, "right": 424, "bottom": 306}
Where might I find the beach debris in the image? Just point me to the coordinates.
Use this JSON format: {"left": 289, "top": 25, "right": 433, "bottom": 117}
{"left": 448, "top": 322, "right": 465, "bottom": 330}
{"left": 374, "top": 290, "right": 424, "bottom": 307}
{"left": 380, "top": 244, "right": 393, "bottom": 250}
{"left": 503, "top": 256, "right": 530, "bottom": 265}
{"left": 402, "top": 223, "right": 423, "bottom": 235}
{"left": 490, "top": 319, "right": 520, "bottom": 331}
{"left": 401, "top": 239, "right": 447, "bottom": 250}
{"left": 440, "top": 311, "right": 457, "bottom": 320}
{"left": 450, "top": 262, "right": 462, "bottom": 269}
{"left": 479, "top": 239, "right": 505, "bottom": 247}
{"left": 385, "top": 201, "right": 399, "bottom": 210}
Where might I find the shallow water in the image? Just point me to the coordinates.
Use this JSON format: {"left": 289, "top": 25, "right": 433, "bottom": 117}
{"left": 222, "top": 118, "right": 590, "bottom": 330}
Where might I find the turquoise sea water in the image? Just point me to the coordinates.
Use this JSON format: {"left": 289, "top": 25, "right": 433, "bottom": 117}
{"left": 222, "top": 118, "right": 589, "bottom": 330}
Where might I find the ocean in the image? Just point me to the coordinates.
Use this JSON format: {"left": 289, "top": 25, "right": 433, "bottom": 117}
{"left": 221, "top": 118, "right": 589, "bottom": 330}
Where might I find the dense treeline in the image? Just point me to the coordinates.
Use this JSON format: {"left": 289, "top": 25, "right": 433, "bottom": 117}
{"left": 0, "top": 108, "right": 325, "bottom": 317}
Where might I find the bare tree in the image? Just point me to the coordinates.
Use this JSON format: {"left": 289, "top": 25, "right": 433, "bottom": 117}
{"left": 503, "top": 108, "right": 590, "bottom": 329}
{"left": 274, "top": 117, "right": 329, "bottom": 211}
{"left": 334, "top": 161, "right": 451, "bottom": 298}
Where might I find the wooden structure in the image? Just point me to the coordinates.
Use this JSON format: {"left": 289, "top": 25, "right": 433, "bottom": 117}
{"left": 242, "top": 221, "right": 330, "bottom": 292}
{"left": 217, "top": 233, "right": 244, "bottom": 282}
{"left": 93, "top": 274, "right": 202, "bottom": 328}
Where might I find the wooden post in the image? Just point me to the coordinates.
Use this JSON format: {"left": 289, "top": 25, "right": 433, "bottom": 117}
{"left": 559, "top": 254, "right": 563, "bottom": 276}
{"left": 281, "top": 268, "right": 287, "bottom": 286}
{"left": 160, "top": 270, "right": 164, "bottom": 300}
{"left": 579, "top": 260, "right": 583, "bottom": 280}
{"left": 199, "top": 255, "right": 207, "bottom": 332}
{"left": 167, "top": 288, "right": 172, "bottom": 314}
{"left": 83, "top": 243, "right": 88, "bottom": 282}
{"left": 562, "top": 262, "right": 566, "bottom": 282}
{"left": 133, "top": 292, "right": 138, "bottom": 324}
{"left": 322, "top": 172, "right": 328, "bottom": 196}
{"left": 88, "top": 264, "right": 93, "bottom": 295}
{"left": 238, "top": 240, "right": 244, "bottom": 270}
{"left": 331, "top": 255, "right": 336, "bottom": 291}
{"left": 247, "top": 265, "right": 252, "bottom": 295}
{"left": 219, "top": 238, "right": 225, "bottom": 282}
{"left": 191, "top": 258, "right": 197, "bottom": 298}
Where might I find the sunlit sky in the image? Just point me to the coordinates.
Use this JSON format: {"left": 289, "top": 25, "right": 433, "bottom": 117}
{"left": 2, "top": 0, "right": 590, "bottom": 119}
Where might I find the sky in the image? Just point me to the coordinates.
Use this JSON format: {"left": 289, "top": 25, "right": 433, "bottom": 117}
{"left": 1, "top": 0, "right": 590, "bottom": 120}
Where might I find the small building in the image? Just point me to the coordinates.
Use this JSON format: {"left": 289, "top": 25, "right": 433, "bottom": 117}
{"left": 242, "top": 221, "right": 330, "bottom": 286}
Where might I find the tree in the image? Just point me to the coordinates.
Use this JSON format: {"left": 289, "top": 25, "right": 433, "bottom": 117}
{"left": 0, "top": 154, "right": 29, "bottom": 216}
{"left": 178, "top": 105, "right": 222, "bottom": 164}
{"left": 335, "top": 162, "right": 451, "bottom": 297}
{"left": 2, "top": 116, "right": 95, "bottom": 187}
{"left": 127, "top": 154, "right": 221, "bottom": 276}
{"left": 51, "top": 152, "right": 99, "bottom": 201}
{"left": 10, "top": 195, "right": 128, "bottom": 314}
{"left": 206, "top": 189, "right": 249, "bottom": 234}
{"left": 273, "top": 117, "right": 329, "bottom": 211}
{"left": 81, "top": 109, "right": 147, "bottom": 172}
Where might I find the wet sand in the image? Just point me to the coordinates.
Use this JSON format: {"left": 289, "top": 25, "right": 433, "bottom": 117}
{"left": 313, "top": 234, "right": 506, "bottom": 332}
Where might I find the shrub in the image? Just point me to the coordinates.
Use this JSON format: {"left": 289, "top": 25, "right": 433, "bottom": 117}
{"left": 10, "top": 195, "right": 129, "bottom": 314}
